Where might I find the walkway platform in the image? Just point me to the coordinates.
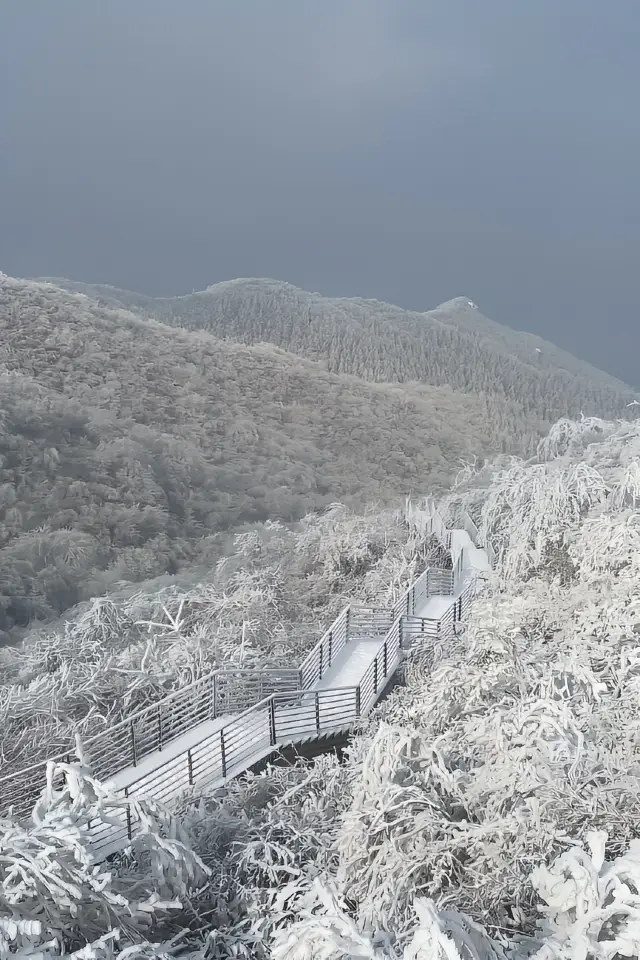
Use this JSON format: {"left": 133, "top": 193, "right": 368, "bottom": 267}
{"left": 77, "top": 517, "right": 492, "bottom": 858}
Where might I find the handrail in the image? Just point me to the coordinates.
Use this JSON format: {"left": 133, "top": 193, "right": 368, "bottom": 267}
{"left": 1, "top": 507, "right": 490, "bottom": 831}
{"left": 0, "top": 666, "right": 302, "bottom": 819}
{"left": 299, "top": 605, "right": 350, "bottom": 689}
{"left": 461, "top": 509, "right": 498, "bottom": 570}
{"left": 461, "top": 511, "right": 480, "bottom": 545}
{"left": 89, "top": 682, "right": 366, "bottom": 856}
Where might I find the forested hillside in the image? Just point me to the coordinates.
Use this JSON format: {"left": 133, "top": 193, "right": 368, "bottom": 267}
{"left": 0, "top": 275, "right": 533, "bottom": 642}
{"left": 46, "top": 276, "right": 639, "bottom": 421}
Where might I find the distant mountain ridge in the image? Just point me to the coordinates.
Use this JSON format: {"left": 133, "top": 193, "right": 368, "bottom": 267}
{"left": 42, "top": 276, "right": 638, "bottom": 424}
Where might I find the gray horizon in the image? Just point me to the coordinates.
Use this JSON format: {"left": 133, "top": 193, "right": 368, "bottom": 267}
{"left": 2, "top": 0, "right": 639, "bottom": 386}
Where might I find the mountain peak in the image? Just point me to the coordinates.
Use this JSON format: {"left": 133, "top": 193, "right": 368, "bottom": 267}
{"left": 432, "top": 296, "right": 479, "bottom": 312}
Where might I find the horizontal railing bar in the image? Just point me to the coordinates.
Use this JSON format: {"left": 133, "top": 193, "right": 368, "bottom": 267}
{"left": 2, "top": 511, "right": 491, "bottom": 833}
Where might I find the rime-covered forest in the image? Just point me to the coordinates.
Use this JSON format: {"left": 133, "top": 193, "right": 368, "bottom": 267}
{"left": 3, "top": 415, "right": 640, "bottom": 959}
{"left": 2, "top": 274, "right": 638, "bottom": 646}
{"left": 49, "top": 277, "right": 637, "bottom": 427}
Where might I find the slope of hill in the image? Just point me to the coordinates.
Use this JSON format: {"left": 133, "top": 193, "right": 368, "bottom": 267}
{"left": 0, "top": 275, "right": 535, "bottom": 641}
{"left": 43, "top": 276, "right": 639, "bottom": 422}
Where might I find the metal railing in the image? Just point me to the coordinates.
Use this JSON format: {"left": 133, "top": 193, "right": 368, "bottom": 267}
{"left": 423, "top": 568, "right": 455, "bottom": 598}
{"left": 1, "top": 506, "right": 491, "bottom": 832}
{"left": 358, "top": 615, "right": 403, "bottom": 713}
{"left": 88, "top": 682, "right": 366, "bottom": 857}
{"left": 348, "top": 605, "right": 394, "bottom": 641}
{"left": 299, "top": 606, "right": 350, "bottom": 689}
{"left": 400, "top": 576, "right": 477, "bottom": 647}
{"left": 0, "top": 667, "right": 301, "bottom": 821}
{"left": 461, "top": 511, "right": 480, "bottom": 544}
{"left": 461, "top": 509, "right": 498, "bottom": 571}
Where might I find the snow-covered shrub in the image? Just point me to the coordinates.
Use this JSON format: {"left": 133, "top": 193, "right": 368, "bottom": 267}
{"left": 0, "top": 743, "right": 209, "bottom": 960}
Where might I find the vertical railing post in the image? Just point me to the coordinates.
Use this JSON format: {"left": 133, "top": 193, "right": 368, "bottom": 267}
{"left": 458, "top": 597, "right": 462, "bottom": 621}
{"left": 383, "top": 640, "right": 388, "bottom": 677}
{"left": 355, "top": 685, "right": 361, "bottom": 718}
{"left": 212, "top": 673, "right": 218, "bottom": 717}
{"left": 157, "top": 704, "right": 163, "bottom": 751}
{"left": 124, "top": 786, "right": 132, "bottom": 840}
{"left": 269, "top": 697, "right": 277, "bottom": 745}
{"left": 130, "top": 722, "right": 137, "bottom": 767}
{"left": 328, "top": 631, "right": 333, "bottom": 666}
{"left": 315, "top": 691, "right": 320, "bottom": 734}
{"left": 319, "top": 643, "right": 324, "bottom": 679}
{"left": 220, "top": 728, "right": 227, "bottom": 778}
{"left": 187, "top": 748, "right": 194, "bottom": 785}
{"left": 345, "top": 605, "right": 351, "bottom": 641}
{"left": 373, "top": 657, "right": 378, "bottom": 694}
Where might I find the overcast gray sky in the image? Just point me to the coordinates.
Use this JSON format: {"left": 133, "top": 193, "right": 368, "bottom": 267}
{"left": 2, "top": 1, "right": 639, "bottom": 385}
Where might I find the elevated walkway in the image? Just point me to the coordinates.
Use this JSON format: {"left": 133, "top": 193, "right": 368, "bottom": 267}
{"left": 0, "top": 508, "right": 495, "bottom": 860}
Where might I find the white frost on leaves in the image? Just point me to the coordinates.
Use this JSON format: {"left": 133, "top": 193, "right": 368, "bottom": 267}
{"left": 4, "top": 415, "right": 640, "bottom": 959}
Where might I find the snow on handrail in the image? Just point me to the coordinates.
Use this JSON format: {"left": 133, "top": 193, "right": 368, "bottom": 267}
{"left": 0, "top": 666, "right": 302, "bottom": 820}
{"left": 1, "top": 507, "right": 489, "bottom": 830}
{"left": 299, "top": 606, "right": 350, "bottom": 689}
{"left": 461, "top": 509, "right": 498, "bottom": 571}
{"left": 89, "top": 682, "right": 365, "bottom": 856}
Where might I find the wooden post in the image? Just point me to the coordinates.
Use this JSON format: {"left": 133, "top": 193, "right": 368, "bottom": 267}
{"left": 319, "top": 644, "right": 324, "bottom": 679}
{"left": 355, "top": 685, "right": 361, "bottom": 717}
{"left": 187, "top": 748, "right": 194, "bottom": 785}
{"left": 315, "top": 691, "right": 320, "bottom": 734}
{"left": 383, "top": 640, "right": 388, "bottom": 677}
{"left": 328, "top": 631, "right": 333, "bottom": 666}
{"left": 373, "top": 657, "right": 378, "bottom": 694}
{"left": 212, "top": 673, "right": 218, "bottom": 717}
